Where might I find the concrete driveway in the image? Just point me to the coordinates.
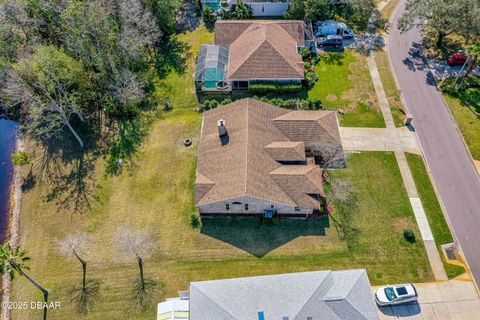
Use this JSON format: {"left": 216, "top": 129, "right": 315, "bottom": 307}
{"left": 374, "top": 280, "right": 480, "bottom": 319}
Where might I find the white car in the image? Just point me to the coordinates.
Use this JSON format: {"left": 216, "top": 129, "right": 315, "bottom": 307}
{"left": 375, "top": 284, "right": 418, "bottom": 306}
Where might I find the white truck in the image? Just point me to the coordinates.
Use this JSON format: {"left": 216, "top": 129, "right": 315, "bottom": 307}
{"left": 315, "top": 21, "right": 354, "bottom": 39}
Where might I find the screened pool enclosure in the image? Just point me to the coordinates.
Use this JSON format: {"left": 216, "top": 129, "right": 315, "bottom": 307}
{"left": 195, "top": 45, "right": 230, "bottom": 92}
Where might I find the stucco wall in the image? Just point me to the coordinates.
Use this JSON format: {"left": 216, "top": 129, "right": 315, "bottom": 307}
{"left": 198, "top": 195, "right": 314, "bottom": 216}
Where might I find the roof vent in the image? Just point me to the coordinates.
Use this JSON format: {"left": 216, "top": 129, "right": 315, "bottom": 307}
{"left": 217, "top": 119, "right": 227, "bottom": 137}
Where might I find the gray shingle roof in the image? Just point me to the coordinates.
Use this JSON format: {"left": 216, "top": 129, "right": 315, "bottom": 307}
{"left": 189, "top": 269, "right": 379, "bottom": 320}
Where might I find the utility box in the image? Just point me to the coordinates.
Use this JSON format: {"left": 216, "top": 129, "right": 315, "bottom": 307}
{"left": 405, "top": 114, "right": 413, "bottom": 126}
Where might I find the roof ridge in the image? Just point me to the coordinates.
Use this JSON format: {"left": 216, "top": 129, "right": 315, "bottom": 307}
{"left": 191, "top": 286, "right": 239, "bottom": 320}
{"left": 316, "top": 113, "right": 339, "bottom": 141}
{"left": 228, "top": 26, "right": 266, "bottom": 77}
{"left": 292, "top": 271, "right": 335, "bottom": 320}
{"left": 265, "top": 26, "right": 303, "bottom": 76}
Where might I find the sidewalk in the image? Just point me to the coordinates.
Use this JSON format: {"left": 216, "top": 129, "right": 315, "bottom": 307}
{"left": 367, "top": 51, "right": 448, "bottom": 281}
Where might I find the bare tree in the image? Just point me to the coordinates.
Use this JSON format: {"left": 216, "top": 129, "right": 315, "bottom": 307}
{"left": 58, "top": 232, "right": 99, "bottom": 314}
{"left": 114, "top": 0, "right": 160, "bottom": 60}
{"left": 113, "top": 226, "right": 156, "bottom": 309}
{"left": 329, "top": 179, "right": 355, "bottom": 204}
{"left": 1, "top": 46, "right": 89, "bottom": 148}
{"left": 58, "top": 233, "right": 91, "bottom": 291}
{"left": 314, "top": 143, "right": 346, "bottom": 171}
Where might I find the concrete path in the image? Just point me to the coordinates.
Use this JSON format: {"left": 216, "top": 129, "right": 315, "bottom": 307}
{"left": 374, "top": 280, "right": 480, "bottom": 319}
{"left": 389, "top": 0, "right": 480, "bottom": 288}
{"left": 340, "top": 127, "right": 420, "bottom": 154}
{"left": 365, "top": 45, "right": 447, "bottom": 280}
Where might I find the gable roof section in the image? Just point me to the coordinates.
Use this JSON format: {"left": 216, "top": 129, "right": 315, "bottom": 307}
{"left": 273, "top": 110, "right": 342, "bottom": 145}
{"left": 226, "top": 23, "right": 304, "bottom": 80}
{"left": 189, "top": 269, "right": 379, "bottom": 320}
{"left": 264, "top": 141, "right": 306, "bottom": 162}
{"left": 269, "top": 165, "right": 325, "bottom": 208}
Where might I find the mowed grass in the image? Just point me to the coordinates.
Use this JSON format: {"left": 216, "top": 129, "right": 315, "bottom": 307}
{"left": 443, "top": 85, "right": 480, "bottom": 160}
{"left": 375, "top": 50, "right": 406, "bottom": 127}
{"left": 405, "top": 153, "right": 465, "bottom": 278}
{"left": 309, "top": 51, "right": 385, "bottom": 127}
{"left": 12, "top": 27, "right": 432, "bottom": 319}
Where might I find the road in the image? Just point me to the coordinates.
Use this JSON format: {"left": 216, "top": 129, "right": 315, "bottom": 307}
{"left": 388, "top": 0, "right": 480, "bottom": 288}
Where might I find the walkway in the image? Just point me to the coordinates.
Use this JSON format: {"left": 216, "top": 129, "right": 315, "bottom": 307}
{"left": 374, "top": 280, "right": 480, "bottom": 319}
{"left": 363, "top": 47, "right": 447, "bottom": 280}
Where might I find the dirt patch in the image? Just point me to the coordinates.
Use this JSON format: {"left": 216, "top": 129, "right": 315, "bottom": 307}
{"left": 325, "top": 94, "right": 338, "bottom": 101}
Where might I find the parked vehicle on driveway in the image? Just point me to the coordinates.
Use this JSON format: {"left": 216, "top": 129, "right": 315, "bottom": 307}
{"left": 447, "top": 52, "right": 468, "bottom": 66}
{"left": 375, "top": 284, "right": 418, "bottom": 306}
{"left": 315, "top": 21, "right": 354, "bottom": 39}
{"left": 317, "top": 35, "right": 343, "bottom": 49}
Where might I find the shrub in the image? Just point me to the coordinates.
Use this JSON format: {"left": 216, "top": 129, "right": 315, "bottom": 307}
{"left": 190, "top": 211, "right": 201, "bottom": 229}
{"left": 305, "top": 71, "right": 317, "bottom": 88}
{"left": 300, "top": 47, "right": 311, "bottom": 61}
{"left": 202, "top": 7, "right": 217, "bottom": 25}
{"left": 249, "top": 82, "right": 303, "bottom": 95}
{"left": 403, "top": 229, "right": 416, "bottom": 243}
{"left": 11, "top": 151, "right": 30, "bottom": 166}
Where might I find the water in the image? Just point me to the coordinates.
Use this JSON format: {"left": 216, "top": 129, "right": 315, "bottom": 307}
{"left": 0, "top": 119, "right": 18, "bottom": 243}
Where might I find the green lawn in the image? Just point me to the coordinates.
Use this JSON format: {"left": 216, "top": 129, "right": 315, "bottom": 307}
{"left": 375, "top": 50, "right": 406, "bottom": 127}
{"left": 443, "top": 79, "right": 480, "bottom": 160}
{"left": 11, "top": 26, "right": 434, "bottom": 319}
{"left": 309, "top": 51, "right": 385, "bottom": 127}
{"left": 405, "top": 153, "right": 465, "bottom": 278}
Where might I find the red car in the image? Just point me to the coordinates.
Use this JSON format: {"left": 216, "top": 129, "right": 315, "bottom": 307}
{"left": 447, "top": 53, "right": 468, "bottom": 66}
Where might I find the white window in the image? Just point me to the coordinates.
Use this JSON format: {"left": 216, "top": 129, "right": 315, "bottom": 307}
{"left": 226, "top": 204, "right": 230, "bottom": 210}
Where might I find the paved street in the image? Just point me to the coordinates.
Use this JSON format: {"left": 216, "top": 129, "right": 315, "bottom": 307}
{"left": 375, "top": 280, "right": 480, "bottom": 320}
{"left": 389, "top": 0, "right": 480, "bottom": 289}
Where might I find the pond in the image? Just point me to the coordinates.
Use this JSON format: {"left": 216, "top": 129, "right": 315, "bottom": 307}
{"left": 0, "top": 119, "right": 18, "bottom": 243}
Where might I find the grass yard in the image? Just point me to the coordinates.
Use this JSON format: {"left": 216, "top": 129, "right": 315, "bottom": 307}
{"left": 442, "top": 78, "right": 480, "bottom": 160}
{"left": 12, "top": 26, "right": 432, "bottom": 319}
{"left": 309, "top": 51, "right": 385, "bottom": 127}
{"left": 13, "top": 148, "right": 434, "bottom": 319}
{"left": 405, "top": 153, "right": 465, "bottom": 278}
{"left": 375, "top": 50, "right": 406, "bottom": 127}
{"left": 381, "top": 0, "right": 401, "bottom": 21}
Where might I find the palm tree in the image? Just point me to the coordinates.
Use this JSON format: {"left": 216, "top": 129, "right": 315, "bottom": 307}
{"left": 0, "top": 243, "right": 49, "bottom": 320}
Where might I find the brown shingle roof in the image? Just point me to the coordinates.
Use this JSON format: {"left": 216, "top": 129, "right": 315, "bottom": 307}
{"left": 273, "top": 111, "right": 342, "bottom": 145}
{"left": 195, "top": 98, "right": 337, "bottom": 209}
{"left": 264, "top": 141, "right": 306, "bottom": 162}
{"left": 214, "top": 21, "right": 305, "bottom": 80}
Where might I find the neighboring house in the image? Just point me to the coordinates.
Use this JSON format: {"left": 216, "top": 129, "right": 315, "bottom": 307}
{"left": 194, "top": 98, "right": 344, "bottom": 217}
{"left": 195, "top": 20, "right": 316, "bottom": 92}
{"left": 158, "top": 269, "right": 380, "bottom": 320}
{"left": 200, "top": 0, "right": 291, "bottom": 17}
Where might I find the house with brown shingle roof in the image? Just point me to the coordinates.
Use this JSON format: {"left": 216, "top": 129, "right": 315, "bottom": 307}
{"left": 194, "top": 98, "right": 344, "bottom": 216}
{"left": 195, "top": 20, "right": 316, "bottom": 92}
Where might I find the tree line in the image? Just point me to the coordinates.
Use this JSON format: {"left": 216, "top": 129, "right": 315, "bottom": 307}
{"left": 285, "top": 0, "right": 380, "bottom": 31}
{"left": 0, "top": 0, "right": 180, "bottom": 149}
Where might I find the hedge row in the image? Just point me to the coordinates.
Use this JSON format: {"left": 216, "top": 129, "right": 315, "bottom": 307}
{"left": 197, "top": 96, "right": 323, "bottom": 112}
{"left": 248, "top": 82, "right": 303, "bottom": 95}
